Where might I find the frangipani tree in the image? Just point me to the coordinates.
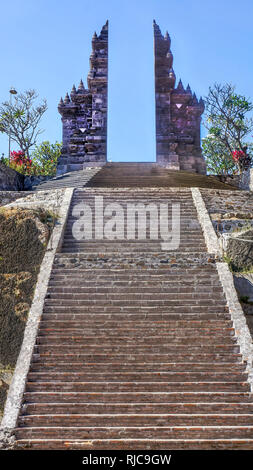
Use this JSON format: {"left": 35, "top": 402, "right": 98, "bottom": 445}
{"left": 0, "top": 89, "right": 47, "bottom": 158}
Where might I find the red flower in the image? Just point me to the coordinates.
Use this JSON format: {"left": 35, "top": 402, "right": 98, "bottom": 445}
{"left": 232, "top": 150, "right": 246, "bottom": 162}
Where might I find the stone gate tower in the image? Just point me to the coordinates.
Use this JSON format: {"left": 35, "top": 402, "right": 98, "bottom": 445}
{"left": 57, "top": 21, "right": 108, "bottom": 174}
{"left": 154, "top": 20, "right": 206, "bottom": 174}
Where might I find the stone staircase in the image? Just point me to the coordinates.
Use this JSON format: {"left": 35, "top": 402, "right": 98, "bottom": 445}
{"left": 13, "top": 187, "right": 253, "bottom": 449}
{"left": 31, "top": 163, "right": 238, "bottom": 191}
{"left": 86, "top": 163, "right": 238, "bottom": 190}
{"left": 32, "top": 167, "right": 101, "bottom": 191}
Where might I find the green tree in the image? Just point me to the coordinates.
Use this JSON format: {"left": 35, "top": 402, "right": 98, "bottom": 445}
{"left": 202, "top": 134, "right": 237, "bottom": 175}
{"left": 0, "top": 89, "right": 47, "bottom": 157}
{"left": 203, "top": 83, "right": 253, "bottom": 173}
{"left": 31, "top": 141, "right": 62, "bottom": 175}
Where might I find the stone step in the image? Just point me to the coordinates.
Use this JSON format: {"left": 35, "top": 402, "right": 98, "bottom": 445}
{"left": 45, "top": 280, "right": 224, "bottom": 291}
{"left": 25, "top": 381, "right": 251, "bottom": 393}
{"left": 63, "top": 231, "right": 204, "bottom": 237}
{"left": 48, "top": 276, "right": 222, "bottom": 283}
{"left": 54, "top": 252, "right": 213, "bottom": 259}
{"left": 50, "top": 266, "right": 218, "bottom": 273}
{"left": 34, "top": 343, "right": 240, "bottom": 354}
{"left": 65, "top": 215, "right": 200, "bottom": 221}
{"left": 32, "top": 353, "right": 242, "bottom": 364}
{"left": 23, "top": 391, "right": 253, "bottom": 404}
{"left": 66, "top": 218, "right": 202, "bottom": 223}
{"left": 14, "top": 427, "right": 253, "bottom": 443}
{"left": 64, "top": 227, "right": 202, "bottom": 234}
{"left": 69, "top": 206, "right": 197, "bottom": 212}
{"left": 45, "top": 286, "right": 225, "bottom": 295}
{"left": 71, "top": 192, "right": 195, "bottom": 195}
{"left": 53, "top": 261, "right": 213, "bottom": 268}
{"left": 61, "top": 239, "right": 206, "bottom": 245}
{"left": 27, "top": 371, "right": 246, "bottom": 383}
{"left": 37, "top": 327, "right": 234, "bottom": 337}
{"left": 42, "top": 307, "right": 228, "bottom": 316}
{"left": 13, "top": 437, "right": 253, "bottom": 450}
{"left": 42, "top": 306, "right": 228, "bottom": 315}
{"left": 72, "top": 193, "right": 194, "bottom": 198}
{"left": 70, "top": 198, "right": 196, "bottom": 202}
{"left": 35, "top": 335, "right": 236, "bottom": 346}
{"left": 17, "top": 413, "right": 253, "bottom": 427}
{"left": 48, "top": 278, "right": 221, "bottom": 285}
{"left": 43, "top": 298, "right": 227, "bottom": 307}
{"left": 38, "top": 319, "right": 234, "bottom": 328}
{"left": 68, "top": 202, "right": 198, "bottom": 207}
{"left": 21, "top": 402, "right": 253, "bottom": 415}
{"left": 60, "top": 247, "right": 207, "bottom": 253}
{"left": 51, "top": 261, "right": 217, "bottom": 268}
{"left": 30, "top": 362, "right": 245, "bottom": 373}
{"left": 69, "top": 204, "right": 197, "bottom": 210}
{"left": 44, "top": 292, "right": 225, "bottom": 301}
{"left": 41, "top": 311, "right": 231, "bottom": 319}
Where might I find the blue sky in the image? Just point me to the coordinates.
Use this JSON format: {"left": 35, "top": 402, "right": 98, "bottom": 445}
{"left": 0, "top": 0, "right": 252, "bottom": 162}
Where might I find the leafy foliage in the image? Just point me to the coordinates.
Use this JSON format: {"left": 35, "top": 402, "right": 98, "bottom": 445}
{"left": 203, "top": 83, "right": 253, "bottom": 174}
{"left": 31, "top": 141, "right": 62, "bottom": 176}
{"left": 0, "top": 89, "right": 47, "bottom": 157}
{"left": 202, "top": 135, "right": 237, "bottom": 175}
{"left": 0, "top": 141, "right": 62, "bottom": 176}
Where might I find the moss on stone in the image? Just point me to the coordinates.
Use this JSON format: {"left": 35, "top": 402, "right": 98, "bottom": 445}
{"left": 0, "top": 208, "right": 53, "bottom": 414}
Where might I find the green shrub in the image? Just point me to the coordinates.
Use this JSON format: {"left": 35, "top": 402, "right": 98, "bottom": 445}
{"left": 31, "top": 141, "right": 62, "bottom": 176}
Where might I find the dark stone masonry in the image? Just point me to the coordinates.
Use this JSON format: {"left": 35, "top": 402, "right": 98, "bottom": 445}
{"left": 153, "top": 20, "right": 206, "bottom": 174}
{"left": 0, "top": 163, "right": 24, "bottom": 191}
{"left": 57, "top": 21, "right": 108, "bottom": 174}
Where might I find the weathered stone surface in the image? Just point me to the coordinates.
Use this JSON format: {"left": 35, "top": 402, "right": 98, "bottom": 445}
{"left": 233, "top": 274, "right": 253, "bottom": 302}
{"left": 0, "top": 191, "right": 32, "bottom": 207}
{"left": 200, "top": 188, "right": 253, "bottom": 235}
{"left": 225, "top": 229, "right": 253, "bottom": 271}
{"left": 239, "top": 169, "right": 253, "bottom": 191}
{"left": 153, "top": 21, "right": 206, "bottom": 174}
{"left": 0, "top": 189, "right": 74, "bottom": 438}
{"left": 57, "top": 22, "right": 108, "bottom": 173}
{"left": 213, "top": 219, "right": 253, "bottom": 234}
{"left": 200, "top": 189, "right": 253, "bottom": 217}
{"left": 23, "top": 175, "right": 53, "bottom": 190}
{"left": 210, "top": 175, "right": 240, "bottom": 188}
{"left": 191, "top": 188, "right": 221, "bottom": 257}
{"left": 6, "top": 188, "right": 67, "bottom": 213}
{"left": 0, "top": 163, "right": 24, "bottom": 191}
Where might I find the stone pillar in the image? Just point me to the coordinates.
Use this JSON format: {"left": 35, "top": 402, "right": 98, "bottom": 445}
{"left": 239, "top": 169, "right": 253, "bottom": 191}
{"left": 153, "top": 20, "right": 206, "bottom": 174}
{"left": 57, "top": 21, "right": 108, "bottom": 174}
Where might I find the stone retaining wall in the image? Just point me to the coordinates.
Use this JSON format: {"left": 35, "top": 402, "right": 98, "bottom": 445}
{"left": 0, "top": 188, "right": 74, "bottom": 446}
{"left": 0, "top": 164, "right": 24, "bottom": 191}
{"left": 5, "top": 189, "right": 67, "bottom": 213}
{"left": 0, "top": 191, "right": 32, "bottom": 207}
{"left": 239, "top": 169, "right": 253, "bottom": 191}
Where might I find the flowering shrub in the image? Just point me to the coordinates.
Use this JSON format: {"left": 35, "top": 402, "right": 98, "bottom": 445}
{"left": 232, "top": 150, "right": 246, "bottom": 162}
{"left": 6, "top": 142, "right": 61, "bottom": 176}
{"left": 9, "top": 151, "right": 34, "bottom": 175}
{"left": 232, "top": 149, "right": 251, "bottom": 173}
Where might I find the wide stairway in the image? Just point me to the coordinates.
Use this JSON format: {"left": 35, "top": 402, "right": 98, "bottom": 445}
{"left": 32, "top": 163, "right": 238, "bottom": 191}
{"left": 14, "top": 187, "right": 253, "bottom": 449}
{"left": 86, "top": 163, "right": 238, "bottom": 190}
